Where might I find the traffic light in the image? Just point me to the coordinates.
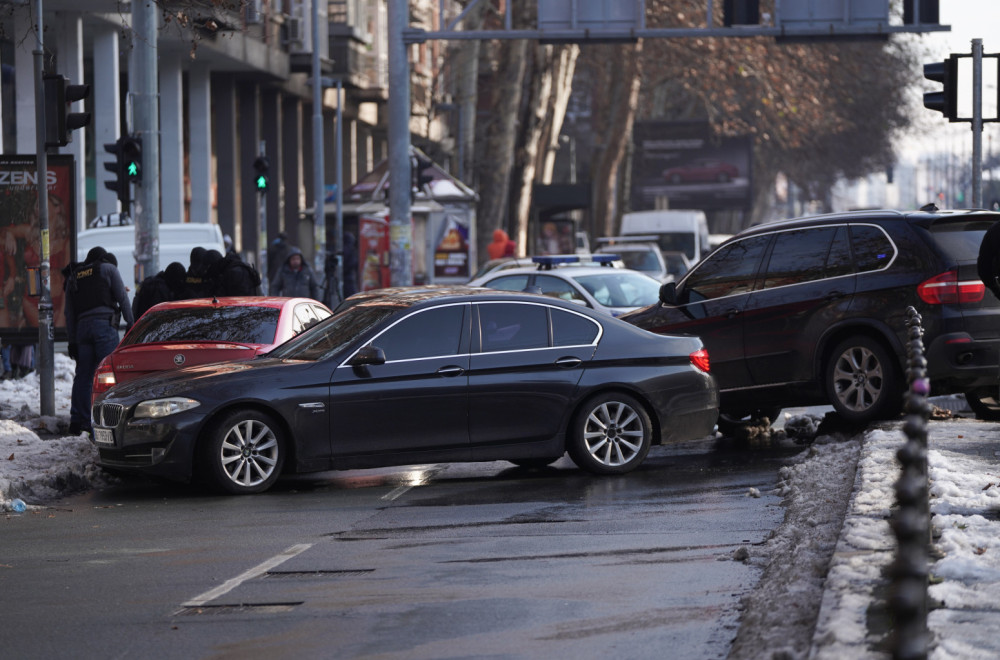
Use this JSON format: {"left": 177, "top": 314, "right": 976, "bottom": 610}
{"left": 103, "top": 137, "right": 130, "bottom": 208}
{"left": 121, "top": 136, "right": 142, "bottom": 183}
{"left": 723, "top": 0, "right": 759, "bottom": 27}
{"left": 253, "top": 156, "right": 269, "bottom": 194}
{"left": 923, "top": 55, "right": 957, "bottom": 121}
{"left": 43, "top": 74, "right": 91, "bottom": 148}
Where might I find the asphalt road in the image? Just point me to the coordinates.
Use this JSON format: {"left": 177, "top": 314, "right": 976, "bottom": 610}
{"left": 1, "top": 436, "right": 808, "bottom": 659}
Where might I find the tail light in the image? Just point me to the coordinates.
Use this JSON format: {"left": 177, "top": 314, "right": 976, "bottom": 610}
{"left": 690, "top": 348, "right": 710, "bottom": 373}
{"left": 917, "top": 270, "right": 985, "bottom": 304}
{"left": 92, "top": 357, "right": 117, "bottom": 404}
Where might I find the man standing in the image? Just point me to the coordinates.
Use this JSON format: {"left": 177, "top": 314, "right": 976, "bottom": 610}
{"left": 270, "top": 247, "right": 320, "bottom": 300}
{"left": 64, "top": 246, "right": 134, "bottom": 435}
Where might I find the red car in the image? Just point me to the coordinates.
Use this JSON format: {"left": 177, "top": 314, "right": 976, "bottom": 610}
{"left": 92, "top": 297, "right": 332, "bottom": 402}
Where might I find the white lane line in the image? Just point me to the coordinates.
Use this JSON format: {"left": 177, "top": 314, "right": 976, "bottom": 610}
{"left": 181, "top": 543, "right": 313, "bottom": 608}
{"left": 381, "top": 485, "right": 413, "bottom": 501}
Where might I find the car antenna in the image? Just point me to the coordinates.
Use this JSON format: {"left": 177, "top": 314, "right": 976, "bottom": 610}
{"left": 919, "top": 203, "right": 939, "bottom": 212}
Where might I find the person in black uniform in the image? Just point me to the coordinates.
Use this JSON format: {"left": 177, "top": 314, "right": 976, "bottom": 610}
{"left": 64, "top": 246, "right": 134, "bottom": 435}
{"left": 131, "top": 261, "right": 187, "bottom": 319}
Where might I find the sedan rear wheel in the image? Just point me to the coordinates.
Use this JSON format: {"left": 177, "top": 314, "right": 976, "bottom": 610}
{"left": 568, "top": 393, "right": 651, "bottom": 475}
{"left": 202, "top": 409, "right": 286, "bottom": 494}
{"left": 825, "top": 336, "right": 901, "bottom": 424}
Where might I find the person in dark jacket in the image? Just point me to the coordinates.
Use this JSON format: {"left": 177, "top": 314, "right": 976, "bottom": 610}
{"left": 270, "top": 247, "right": 320, "bottom": 300}
{"left": 342, "top": 231, "right": 359, "bottom": 299}
{"left": 267, "top": 232, "right": 291, "bottom": 284}
{"left": 64, "top": 246, "right": 134, "bottom": 435}
{"left": 131, "top": 261, "right": 187, "bottom": 319}
{"left": 181, "top": 246, "right": 209, "bottom": 299}
{"left": 208, "top": 252, "right": 262, "bottom": 297}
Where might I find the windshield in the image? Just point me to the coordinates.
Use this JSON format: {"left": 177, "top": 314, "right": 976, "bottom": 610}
{"left": 654, "top": 233, "right": 696, "bottom": 260}
{"left": 122, "top": 306, "right": 280, "bottom": 346}
{"left": 267, "top": 304, "right": 399, "bottom": 361}
{"left": 617, "top": 251, "right": 663, "bottom": 274}
{"left": 572, "top": 271, "right": 661, "bottom": 308}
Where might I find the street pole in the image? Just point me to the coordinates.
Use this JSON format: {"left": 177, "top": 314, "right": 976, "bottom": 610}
{"left": 312, "top": 0, "right": 326, "bottom": 276}
{"left": 388, "top": 0, "right": 413, "bottom": 286}
{"left": 258, "top": 140, "right": 267, "bottom": 279}
{"left": 335, "top": 78, "right": 343, "bottom": 302}
{"left": 133, "top": 0, "right": 159, "bottom": 282}
{"left": 32, "top": 0, "right": 54, "bottom": 416}
{"left": 972, "top": 38, "right": 983, "bottom": 209}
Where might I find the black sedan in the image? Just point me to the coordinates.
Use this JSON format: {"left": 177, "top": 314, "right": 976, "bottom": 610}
{"left": 90, "top": 288, "right": 719, "bottom": 494}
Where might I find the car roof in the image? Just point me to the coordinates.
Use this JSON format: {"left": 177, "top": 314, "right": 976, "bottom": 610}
{"left": 476, "top": 265, "right": 637, "bottom": 278}
{"left": 345, "top": 284, "right": 601, "bottom": 312}
{"left": 733, "top": 208, "right": 1000, "bottom": 241}
{"left": 145, "top": 296, "right": 324, "bottom": 313}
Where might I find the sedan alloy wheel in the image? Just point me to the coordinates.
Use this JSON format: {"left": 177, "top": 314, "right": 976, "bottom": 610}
{"left": 202, "top": 409, "right": 286, "bottom": 494}
{"left": 569, "top": 393, "right": 651, "bottom": 475}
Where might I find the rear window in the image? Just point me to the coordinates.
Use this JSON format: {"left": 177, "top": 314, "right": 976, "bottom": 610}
{"left": 927, "top": 220, "right": 995, "bottom": 261}
{"left": 122, "top": 306, "right": 281, "bottom": 346}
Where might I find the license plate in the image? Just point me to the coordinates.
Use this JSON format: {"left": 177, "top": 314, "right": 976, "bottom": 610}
{"left": 94, "top": 428, "right": 115, "bottom": 446}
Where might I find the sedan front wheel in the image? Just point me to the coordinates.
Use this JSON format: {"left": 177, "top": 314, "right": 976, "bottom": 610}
{"left": 568, "top": 392, "right": 652, "bottom": 475}
{"left": 202, "top": 409, "right": 286, "bottom": 494}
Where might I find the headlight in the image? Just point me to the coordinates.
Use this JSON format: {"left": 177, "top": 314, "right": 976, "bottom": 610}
{"left": 133, "top": 397, "right": 201, "bottom": 419}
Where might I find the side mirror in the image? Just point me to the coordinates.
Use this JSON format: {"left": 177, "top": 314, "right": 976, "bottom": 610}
{"left": 349, "top": 345, "right": 387, "bottom": 367}
{"left": 659, "top": 282, "right": 677, "bottom": 305}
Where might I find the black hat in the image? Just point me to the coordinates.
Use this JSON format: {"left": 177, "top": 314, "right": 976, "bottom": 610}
{"left": 85, "top": 246, "right": 107, "bottom": 264}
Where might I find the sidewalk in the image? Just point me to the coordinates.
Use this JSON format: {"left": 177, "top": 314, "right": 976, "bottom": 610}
{"left": 811, "top": 413, "right": 1000, "bottom": 659}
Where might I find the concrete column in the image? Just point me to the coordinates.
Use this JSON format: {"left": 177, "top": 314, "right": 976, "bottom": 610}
{"left": 159, "top": 54, "right": 184, "bottom": 223}
{"left": 13, "top": 7, "right": 35, "bottom": 154}
{"left": 213, "top": 74, "right": 238, "bottom": 250}
{"left": 188, "top": 63, "right": 213, "bottom": 224}
{"left": 281, "top": 96, "right": 303, "bottom": 247}
{"left": 55, "top": 15, "right": 86, "bottom": 232}
{"left": 238, "top": 83, "right": 260, "bottom": 264}
{"left": 92, "top": 26, "right": 121, "bottom": 217}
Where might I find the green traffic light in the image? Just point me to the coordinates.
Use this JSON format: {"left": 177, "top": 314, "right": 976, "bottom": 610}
{"left": 127, "top": 162, "right": 139, "bottom": 178}
{"left": 256, "top": 175, "right": 268, "bottom": 191}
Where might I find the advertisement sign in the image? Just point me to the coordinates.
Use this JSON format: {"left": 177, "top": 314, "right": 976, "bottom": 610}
{"left": 630, "top": 120, "right": 752, "bottom": 212}
{"left": 358, "top": 214, "right": 391, "bottom": 291}
{"left": 0, "top": 155, "right": 76, "bottom": 342}
{"left": 433, "top": 212, "right": 471, "bottom": 280}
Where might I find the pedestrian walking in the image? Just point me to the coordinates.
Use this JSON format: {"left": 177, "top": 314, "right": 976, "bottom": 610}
{"left": 64, "top": 246, "right": 134, "bottom": 435}
{"left": 131, "top": 261, "right": 187, "bottom": 319}
{"left": 270, "top": 247, "right": 320, "bottom": 300}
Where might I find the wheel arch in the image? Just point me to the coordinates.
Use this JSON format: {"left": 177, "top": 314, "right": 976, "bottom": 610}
{"left": 816, "top": 322, "right": 905, "bottom": 398}
{"left": 194, "top": 401, "right": 298, "bottom": 476}
{"left": 567, "top": 385, "right": 663, "bottom": 447}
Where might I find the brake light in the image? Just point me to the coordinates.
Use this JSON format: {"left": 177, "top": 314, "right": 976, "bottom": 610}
{"left": 92, "top": 357, "right": 117, "bottom": 404}
{"left": 917, "top": 271, "right": 985, "bottom": 304}
{"left": 690, "top": 348, "right": 710, "bottom": 373}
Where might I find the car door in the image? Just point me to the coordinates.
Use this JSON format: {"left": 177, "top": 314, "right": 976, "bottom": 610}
{"left": 652, "top": 235, "right": 771, "bottom": 389}
{"left": 743, "top": 226, "right": 857, "bottom": 385}
{"left": 328, "top": 303, "right": 471, "bottom": 456}
{"left": 468, "top": 301, "right": 597, "bottom": 451}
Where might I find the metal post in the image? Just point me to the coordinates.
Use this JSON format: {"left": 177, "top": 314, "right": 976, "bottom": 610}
{"left": 32, "top": 0, "right": 53, "bottom": 416}
{"left": 133, "top": 0, "right": 160, "bottom": 282}
{"left": 973, "top": 39, "right": 983, "bottom": 209}
{"left": 388, "top": 0, "right": 413, "bottom": 286}
{"left": 258, "top": 140, "right": 267, "bottom": 282}
{"left": 335, "top": 79, "right": 343, "bottom": 301}
{"left": 312, "top": 0, "right": 326, "bottom": 276}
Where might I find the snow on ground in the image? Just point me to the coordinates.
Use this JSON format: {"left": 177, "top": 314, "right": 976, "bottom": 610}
{"left": 3, "top": 360, "right": 1000, "bottom": 658}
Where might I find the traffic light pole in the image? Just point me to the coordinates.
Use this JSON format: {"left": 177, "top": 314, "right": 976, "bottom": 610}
{"left": 32, "top": 0, "right": 54, "bottom": 416}
{"left": 132, "top": 0, "right": 159, "bottom": 283}
{"left": 973, "top": 39, "right": 983, "bottom": 209}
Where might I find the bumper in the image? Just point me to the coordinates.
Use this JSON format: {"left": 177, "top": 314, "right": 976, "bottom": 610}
{"left": 926, "top": 332, "right": 1000, "bottom": 391}
{"left": 91, "top": 402, "right": 204, "bottom": 482}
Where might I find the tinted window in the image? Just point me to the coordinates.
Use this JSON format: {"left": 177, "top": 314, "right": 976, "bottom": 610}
{"left": 825, "top": 226, "right": 854, "bottom": 278}
{"left": 533, "top": 274, "right": 587, "bottom": 304}
{"left": 123, "top": 306, "right": 280, "bottom": 346}
{"left": 483, "top": 274, "right": 530, "bottom": 292}
{"left": 762, "top": 228, "right": 837, "bottom": 289}
{"left": 375, "top": 305, "right": 466, "bottom": 361}
{"left": 928, "top": 220, "right": 992, "bottom": 261}
{"left": 683, "top": 235, "right": 770, "bottom": 302}
{"left": 479, "top": 303, "right": 549, "bottom": 352}
{"left": 850, "top": 225, "right": 894, "bottom": 272}
{"left": 552, "top": 309, "right": 599, "bottom": 346}
{"left": 269, "top": 304, "right": 397, "bottom": 361}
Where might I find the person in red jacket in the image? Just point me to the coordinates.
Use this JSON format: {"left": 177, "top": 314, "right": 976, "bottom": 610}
{"left": 487, "top": 229, "right": 517, "bottom": 260}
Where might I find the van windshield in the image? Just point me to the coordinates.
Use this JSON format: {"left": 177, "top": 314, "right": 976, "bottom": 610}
{"left": 653, "top": 233, "right": 696, "bottom": 260}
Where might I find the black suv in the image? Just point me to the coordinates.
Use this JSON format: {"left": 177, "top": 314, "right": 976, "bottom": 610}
{"left": 622, "top": 208, "right": 1000, "bottom": 430}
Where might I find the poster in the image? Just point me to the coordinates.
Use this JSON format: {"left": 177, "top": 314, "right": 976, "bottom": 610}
{"left": 0, "top": 155, "right": 76, "bottom": 342}
{"left": 433, "top": 213, "right": 470, "bottom": 279}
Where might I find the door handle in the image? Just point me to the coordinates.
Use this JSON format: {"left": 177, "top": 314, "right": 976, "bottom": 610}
{"left": 726, "top": 308, "right": 741, "bottom": 318}
{"left": 555, "top": 357, "right": 583, "bottom": 368}
{"left": 436, "top": 365, "right": 465, "bottom": 377}
{"left": 825, "top": 291, "right": 845, "bottom": 301}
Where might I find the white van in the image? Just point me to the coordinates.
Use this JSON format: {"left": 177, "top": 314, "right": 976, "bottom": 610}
{"left": 77, "top": 222, "right": 226, "bottom": 288}
{"left": 618, "top": 209, "right": 711, "bottom": 265}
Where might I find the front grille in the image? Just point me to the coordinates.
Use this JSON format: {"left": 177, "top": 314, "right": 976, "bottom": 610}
{"left": 93, "top": 402, "right": 125, "bottom": 427}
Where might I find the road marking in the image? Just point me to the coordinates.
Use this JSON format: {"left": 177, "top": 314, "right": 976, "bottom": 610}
{"left": 381, "top": 485, "right": 413, "bottom": 501}
{"left": 180, "top": 543, "right": 313, "bottom": 608}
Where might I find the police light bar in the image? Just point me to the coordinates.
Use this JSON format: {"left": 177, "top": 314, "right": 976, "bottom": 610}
{"left": 590, "top": 254, "right": 619, "bottom": 265}
{"left": 532, "top": 255, "right": 580, "bottom": 270}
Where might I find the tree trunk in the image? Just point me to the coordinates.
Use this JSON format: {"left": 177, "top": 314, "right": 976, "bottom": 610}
{"left": 454, "top": 0, "right": 487, "bottom": 186}
{"left": 591, "top": 41, "right": 643, "bottom": 237}
{"left": 538, "top": 45, "right": 579, "bottom": 183}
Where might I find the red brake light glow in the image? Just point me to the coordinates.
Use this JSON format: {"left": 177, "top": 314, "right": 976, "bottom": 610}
{"left": 690, "top": 348, "right": 710, "bottom": 373}
{"left": 917, "top": 271, "right": 985, "bottom": 305}
{"left": 92, "top": 358, "right": 117, "bottom": 403}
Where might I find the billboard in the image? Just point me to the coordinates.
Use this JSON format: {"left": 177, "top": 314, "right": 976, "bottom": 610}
{"left": 0, "top": 155, "right": 76, "bottom": 342}
{"left": 630, "top": 120, "right": 752, "bottom": 212}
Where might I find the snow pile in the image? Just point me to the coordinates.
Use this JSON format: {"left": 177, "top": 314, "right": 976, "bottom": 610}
{"left": 728, "top": 431, "right": 862, "bottom": 660}
{"left": 0, "top": 353, "right": 118, "bottom": 511}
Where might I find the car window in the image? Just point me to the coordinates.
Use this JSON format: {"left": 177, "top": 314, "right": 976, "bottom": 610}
{"left": 928, "top": 219, "right": 993, "bottom": 261}
{"left": 551, "top": 308, "right": 599, "bottom": 346}
{"left": 850, "top": 225, "right": 895, "bottom": 272}
{"left": 825, "top": 226, "right": 854, "bottom": 278}
{"left": 479, "top": 302, "right": 549, "bottom": 352}
{"left": 762, "top": 227, "right": 838, "bottom": 289}
{"left": 122, "top": 306, "right": 280, "bottom": 346}
{"left": 374, "top": 305, "right": 466, "bottom": 361}
{"left": 270, "top": 305, "right": 397, "bottom": 361}
{"left": 682, "top": 235, "right": 770, "bottom": 302}
{"left": 572, "top": 272, "right": 660, "bottom": 308}
{"left": 292, "top": 303, "right": 318, "bottom": 334}
{"left": 533, "top": 274, "right": 588, "bottom": 304}
{"left": 483, "top": 274, "right": 531, "bottom": 292}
